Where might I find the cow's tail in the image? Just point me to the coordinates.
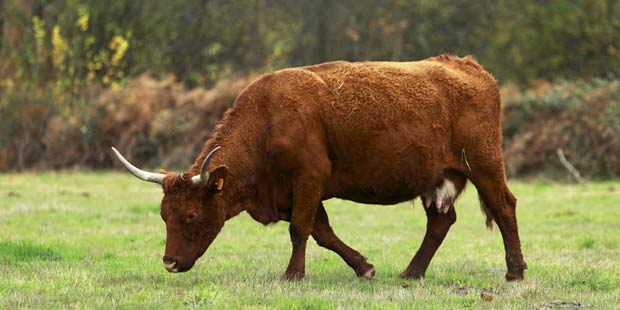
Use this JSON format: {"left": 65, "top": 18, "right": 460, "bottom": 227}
{"left": 478, "top": 188, "right": 516, "bottom": 230}
{"left": 478, "top": 194, "right": 494, "bottom": 230}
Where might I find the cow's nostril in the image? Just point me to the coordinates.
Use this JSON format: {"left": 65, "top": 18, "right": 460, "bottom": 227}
{"left": 163, "top": 256, "right": 178, "bottom": 272}
{"left": 162, "top": 256, "right": 176, "bottom": 265}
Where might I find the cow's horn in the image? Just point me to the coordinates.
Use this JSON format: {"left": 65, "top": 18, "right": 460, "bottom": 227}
{"left": 111, "top": 147, "right": 166, "bottom": 184}
{"left": 191, "top": 146, "right": 221, "bottom": 187}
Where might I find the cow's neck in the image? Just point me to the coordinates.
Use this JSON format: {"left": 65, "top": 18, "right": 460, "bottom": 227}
{"left": 189, "top": 104, "right": 267, "bottom": 220}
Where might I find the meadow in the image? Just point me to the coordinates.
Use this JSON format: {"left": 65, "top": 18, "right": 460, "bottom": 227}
{"left": 1, "top": 172, "right": 619, "bottom": 309}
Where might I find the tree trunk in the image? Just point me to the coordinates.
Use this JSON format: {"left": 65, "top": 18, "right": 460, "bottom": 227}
{"left": 0, "top": 0, "right": 4, "bottom": 51}
{"left": 315, "top": 0, "right": 328, "bottom": 63}
{"left": 0, "top": 0, "right": 32, "bottom": 76}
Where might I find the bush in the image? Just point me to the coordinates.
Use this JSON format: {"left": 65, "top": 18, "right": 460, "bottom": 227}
{"left": 0, "top": 92, "right": 52, "bottom": 171}
{"left": 0, "top": 74, "right": 254, "bottom": 171}
{"left": 502, "top": 79, "right": 620, "bottom": 179}
{"left": 86, "top": 74, "right": 254, "bottom": 169}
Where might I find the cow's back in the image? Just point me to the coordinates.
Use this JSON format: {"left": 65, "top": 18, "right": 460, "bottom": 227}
{"left": 298, "top": 56, "right": 500, "bottom": 203}
{"left": 236, "top": 55, "right": 501, "bottom": 205}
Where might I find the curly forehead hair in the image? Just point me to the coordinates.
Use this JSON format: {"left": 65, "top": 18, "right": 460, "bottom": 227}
{"left": 161, "top": 173, "right": 193, "bottom": 193}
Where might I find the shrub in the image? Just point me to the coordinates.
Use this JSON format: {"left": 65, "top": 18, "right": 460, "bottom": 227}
{"left": 502, "top": 79, "right": 620, "bottom": 179}
{"left": 0, "top": 74, "right": 254, "bottom": 171}
{"left": 85, "top": 74, "right": 254, "bottom": 169}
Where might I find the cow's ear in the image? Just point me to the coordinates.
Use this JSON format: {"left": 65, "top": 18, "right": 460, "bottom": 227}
{"left": 207, "top": 165, "right": 228, "bottom": 195}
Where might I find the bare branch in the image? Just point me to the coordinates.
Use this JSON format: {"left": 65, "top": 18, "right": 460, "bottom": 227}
{"left": 556, "top": 148, "right": 585, "bottom": 183}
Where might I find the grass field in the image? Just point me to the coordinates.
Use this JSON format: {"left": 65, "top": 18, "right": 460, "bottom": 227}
{"left": 1, "top": 172, "right": 619, "bottom": 309}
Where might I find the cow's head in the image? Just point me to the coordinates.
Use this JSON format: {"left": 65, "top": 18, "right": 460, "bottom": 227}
{"left": 111, "top": 147, "right": 228, "bottom": 273}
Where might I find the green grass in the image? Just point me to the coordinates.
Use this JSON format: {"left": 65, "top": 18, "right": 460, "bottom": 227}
{"left": 1, "top": 172, "right": 619, "bottom": 309}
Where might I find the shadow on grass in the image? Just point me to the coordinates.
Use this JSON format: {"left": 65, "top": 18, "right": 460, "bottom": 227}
{"left": 0, "top": 240, "right": 81, "bottom": 263}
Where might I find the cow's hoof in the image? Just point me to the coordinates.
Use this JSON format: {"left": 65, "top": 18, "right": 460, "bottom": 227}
{"left": 362, "top": 267, "right": 376, "bottom": 280}
{"left": 355, "top": 263, "right": 376, "bottom": 279}
{"left": 399, "top": 270, "right": 424, "bottom": 279}
{"left": 505, "top": 271, "right": 525, "bottom": 281}
{"left": 283, "top": 271, "right": 305, "bottom": 281}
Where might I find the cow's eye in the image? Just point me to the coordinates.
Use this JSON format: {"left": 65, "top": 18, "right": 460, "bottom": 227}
{"left": 187, "top": 213, "right": 196, "bottom": 221}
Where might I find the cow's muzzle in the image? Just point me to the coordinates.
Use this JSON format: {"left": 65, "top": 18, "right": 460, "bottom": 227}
{"left": 162, "top": 256, "right": 193, "bottom": 273}
{"left": 163, "top": 256, "right": 178, "bottom": 272}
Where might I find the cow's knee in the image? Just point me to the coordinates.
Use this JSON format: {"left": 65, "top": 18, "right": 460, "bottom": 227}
{"left": 505, "top": 189, "right": 517, "bottom": 209}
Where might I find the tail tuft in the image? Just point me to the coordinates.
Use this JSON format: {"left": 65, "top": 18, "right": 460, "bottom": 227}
{"left": 478, "top": 194, "right": 494, "bottom": 230}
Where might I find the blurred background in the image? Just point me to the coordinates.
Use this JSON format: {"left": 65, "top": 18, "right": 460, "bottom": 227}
{"left": 1, "top": 0, "right": 619, "bottom": 179}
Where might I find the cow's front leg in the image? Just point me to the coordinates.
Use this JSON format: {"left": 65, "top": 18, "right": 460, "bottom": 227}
{"left": 400, "top": 203, "right": 456, "bottom": 279}
{"left": 283, "top": 177, "right": 322, "bottom": 280}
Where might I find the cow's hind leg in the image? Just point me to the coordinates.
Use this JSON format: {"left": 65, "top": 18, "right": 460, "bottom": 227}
{"left": 471, "top": 173, "right": 527, "bottom": 281}
{"left": 312, "top": 203, "right": 375, "bottom": 279}
{"left": 400, "top": 203, "right": 457, "bottom": 279}
{"left": 401, "top": 171, "right": 465, "bottom": 279}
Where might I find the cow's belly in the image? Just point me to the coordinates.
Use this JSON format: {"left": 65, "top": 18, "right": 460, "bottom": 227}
{"left": 324, "top": 167, "right": 432, "bottom": 205}
{"left": 331, "top": 188, "right": 417, "bottom": 205}
{"left": 320, "top": 118, "right": 447, "bottom": 205}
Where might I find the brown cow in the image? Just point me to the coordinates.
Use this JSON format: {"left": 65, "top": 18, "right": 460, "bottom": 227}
{"left": 112, "top": 54, "right": 527, "bottom": 281}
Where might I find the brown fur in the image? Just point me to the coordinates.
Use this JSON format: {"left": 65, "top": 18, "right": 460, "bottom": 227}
{"left": 155, "top": 54, "right": 527, "bottom": 281}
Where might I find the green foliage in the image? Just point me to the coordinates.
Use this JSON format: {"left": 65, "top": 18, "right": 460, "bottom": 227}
{"left": 2, "top": 1, "right": 129, "bottom": 109}
{"left": 488, "top": 1, "right": 619, "bottom": 82}
{"left": 1, "top": 0, "right": 618, "bottom": 90}
{"left": 1, "top": 173, "right": 619, "bottom": 308}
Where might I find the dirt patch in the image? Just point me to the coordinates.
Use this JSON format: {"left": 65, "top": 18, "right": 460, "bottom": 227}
{"left": 538, "top": 301, "right": 585, "bottom": 309}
